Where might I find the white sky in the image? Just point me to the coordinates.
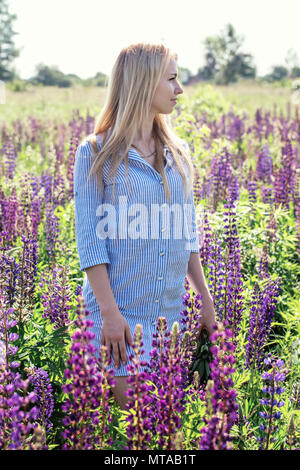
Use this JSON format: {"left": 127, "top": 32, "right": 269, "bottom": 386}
{"left": 8, "top": 0, "right": 300, "bottom": 80}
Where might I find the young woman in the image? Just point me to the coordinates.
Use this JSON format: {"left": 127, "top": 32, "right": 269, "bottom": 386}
{"left": 74, "top": 42, "right": 215, "bottom": 410}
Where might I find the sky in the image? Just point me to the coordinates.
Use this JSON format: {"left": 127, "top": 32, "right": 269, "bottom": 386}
{"left": 7, "top": 0, "right": 300, "bottom": 80}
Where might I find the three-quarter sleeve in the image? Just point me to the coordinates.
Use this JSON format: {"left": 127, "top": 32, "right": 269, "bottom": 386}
{"left": 186, "top": 188, "right": 200, "bottom": 253}
{"left": 181, "top": 138, "right": 200, "bottom": 254}
{"left": 74, "top": 139, "right": 111, "bottom": 271}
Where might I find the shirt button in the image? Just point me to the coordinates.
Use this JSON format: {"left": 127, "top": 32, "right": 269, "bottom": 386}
{"left": 159, "top": 251, "right": 165, "bottom": 256}
{"left": 158, "top": 276, "right": 163, "bottom": 280}
{"left": 154, "top": 299, "right": 159, "bottom": 303}
{"left": 152, "top": 320, "right": 156, "bottom": 326}
{"left": 161, "top": 228, "right": 166, "bottom": 232}
{"left": 160, "top": 180, "right": 164, "bottom": 185}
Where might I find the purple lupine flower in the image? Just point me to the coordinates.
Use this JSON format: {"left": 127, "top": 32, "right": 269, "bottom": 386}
{"left": 261, "top": 186, "right": 274, "bottom": 205}
{"left": 204, "top": 230, "right": 225, "bottom": 322}
{"left": 285, "top": 383, "right": 299, "bottom": 450}
{"left": 266, "top": 211, "right": 278, "bottom": 244}
{"left": 258, "top": 244, "right": 271, "bottom": 279}
{"left": 188, "top": 369, "right": 206, "bottom": 402}
{"left": 193, "top": 168, "right": 202, "bottom": 205}
{"left": 30, "top": 174, "right": 40, "bottom": 199}
{"left": 44, "top": 202, "right": 60, "bottom": 261}
{"left": 210, "top": 147, "right": 232, "bottom": 211}
{"left": 20, "top": 235, "right": 38, "bottom": 310}
{"left": 125, "top": 324, "right": 154, "bottom": 450}
{"left": 40, "top": 264, "right": 72, "bottom": 329}
{"left": 1, "top": 187, "right": 18, "bottom": 244}
{"left": 62, "top": 296, "right": 115, "bottom": 450}
{"left": 228, "top": 175, "right": 240, "bottom": 204}
{"left": 0, "top": 297, "right": 18, "bottom": 369}
{"left": 0, "top": 368, "right": 40, "bottom": 449}
{"left": 256, "top": 144, "right": 273, "bottom": 184}
{"left": 40, "top": 172, "right": 53, "bottom": 205}
{"left": 273, "top": 139, "right": 296, "bottom": 210}
{"left": 0, "top": 299, "right": 44, "bottom": 450}
{"left": 96, "top": 346, "right": 116, "bottom": 448}
{"left": 253, "top": 108, "right": 263, "bottom": 141}
{"left": 53, "top": 172, "right": 66, "bottom": 208}
{"left": 26, "top": 367, "right": 54, "bottom": 432}
{"left": 179, "top": 292, "right": 203, "bottom": 386}
{"left": 145, "top": 319, "right": 187, "bottom": 450}
{"left": 0, "top": 252, "right": 21, "bottom": 308}
{"left": 30, "top": 195, "right": 42, "bottom": 238}
{"left": 228, "top": 114, "right": 245, "bottom": 143}
{"left": 66, "top": 136, "right": 78, "bottom": 202}
{"left": 294, "top": 183, "right": 300, "bottom": 258}
{"left": 245, "top": 279, "right": 281, "bottom": 370}
{"left": 199, "top": 321, "right": 239, "bottom": 450}
{"left": 74, "top": 284, "right": 82, "bottom": 296}
{"left": 258, "top": 355, "right": 287, "bottom": 450}
{"left": 281, "top": 139, "right": 296, "bottom": 207}
{"left": 248, "top": 181, "right": 257, "bottom": 204}
{"left": 222, "top": 199, "right": 244, "bottom": 336}
{"left": 3, "top": 139, "right": 16, "bottom": 181}
{"left": 199, "top": 212, "right": 212, "bottom": 267}
{"left": 28, "top": 116, "right": 41, "bottom": 143}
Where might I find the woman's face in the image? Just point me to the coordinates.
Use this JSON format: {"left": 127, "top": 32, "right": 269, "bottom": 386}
{"left": 151, "top": 57, "right": 183, "bottom": 115}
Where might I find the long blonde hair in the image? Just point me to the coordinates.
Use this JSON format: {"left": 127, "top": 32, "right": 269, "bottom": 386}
{"left": 87, "top": 42, "right": 194, "bottom": 203}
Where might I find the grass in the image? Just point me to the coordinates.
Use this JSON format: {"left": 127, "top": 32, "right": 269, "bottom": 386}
{"left": 1, "top": 79, "right": 298, "bottom": 128}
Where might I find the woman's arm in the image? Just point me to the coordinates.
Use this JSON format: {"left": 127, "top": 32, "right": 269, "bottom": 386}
{"left": 85, "top": 263, "right": 120, "bottom": 316}
{"left": 187, "top": 252, "right": 216, "bottom": 337}
{"left": 74, "top": 140, "right": 111, "bottom": 270}
{"left": 187, "top": 252, "right": 210, "bottom": 298}
{"left": 74, "top": 140, "right": 132, "bottom": 368}
{"left": 85, "top": 264, "right": 133, "bottom": 368}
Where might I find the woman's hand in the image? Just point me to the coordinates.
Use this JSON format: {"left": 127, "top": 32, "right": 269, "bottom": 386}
{"left": 101, "top": 310, "right": 133, "bottom": 369}
{"left": 196, "top": 291, "right": 217, "bottom": 339}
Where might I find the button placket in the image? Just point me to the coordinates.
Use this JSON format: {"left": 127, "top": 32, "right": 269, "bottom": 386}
{"left": 152, "top": 171, "right": 169, "bottom": 316}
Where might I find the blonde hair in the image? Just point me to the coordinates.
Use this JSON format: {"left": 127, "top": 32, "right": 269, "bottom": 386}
{"left": 86, "top": 42, "right": 194, "bottom": 203}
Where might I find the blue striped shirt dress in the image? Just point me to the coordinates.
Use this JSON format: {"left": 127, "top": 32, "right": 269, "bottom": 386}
{"left": 74, "top": 133, "right": 199, "bottom": 376}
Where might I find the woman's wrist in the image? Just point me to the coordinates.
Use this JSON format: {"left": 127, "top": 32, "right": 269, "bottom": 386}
{"left": 199, "top": 287, "right": 213, "bottom": 301}
{"left": 101, "top": 303, "right": 123, "bottom": 319}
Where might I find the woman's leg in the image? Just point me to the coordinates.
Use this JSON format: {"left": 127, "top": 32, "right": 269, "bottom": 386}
{"left": 111, "top": 376, "right": 130, "bottom": 410}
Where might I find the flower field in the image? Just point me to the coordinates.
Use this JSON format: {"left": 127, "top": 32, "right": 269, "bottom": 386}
{"left": 0, "top": 85, "right": 299, "bottom": 450}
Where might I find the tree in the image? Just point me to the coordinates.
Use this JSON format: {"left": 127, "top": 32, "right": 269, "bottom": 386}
{"left": 0, "top": 0, "right": 21, "bottom": 81}
{"left": 30, "top": 63, "right": 72, "bottom": 87}
{"left": 198, "top": 51, "right": 217, "bottom": 80}
{"left": 269, "top": 65, "right": 289, "bottom": 81}
{"left": 290, "top": 67, "right": 300, "bottom": 79}
{"left": 201, "top": 23, "right": 256, "bottom": 85}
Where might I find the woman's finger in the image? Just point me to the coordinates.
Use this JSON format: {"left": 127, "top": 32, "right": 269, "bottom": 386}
{"left": 119, "top": 339, "right": 127, "bottom": 365}
{"left": 112, "top": 342, "right": 120, "bottom": 369}
{"left": 125, "top": 324, "right": 133, "bottom": 347}
{"left": 106, "top": 340, "right": 111, "bottom": 362}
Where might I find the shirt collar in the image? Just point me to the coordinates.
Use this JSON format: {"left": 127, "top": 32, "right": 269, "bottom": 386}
{"left": 96, "top": 134, "right": 173, "bottom": 166}
{"left": 129, "top": 145, "right": 173, "bottom": 166}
